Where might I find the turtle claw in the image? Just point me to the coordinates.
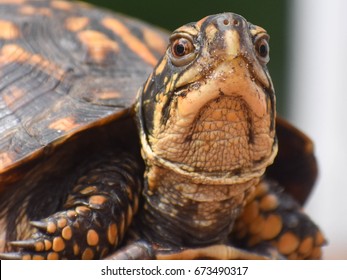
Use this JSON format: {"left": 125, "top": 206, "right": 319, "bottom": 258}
{"left": 30, "top": 220, "right": 49, "bottom": 231}
{"left": 3, "top": 208, "right": 115, "bottom": 259}
{"left": 0, "top": 250, "right": 53, "bottom": 260}
{"left": 0, "top": 252, "right": 24, "bottom": 260}
{"left": 9, "top": 239, "right": 37, "bottom": 250}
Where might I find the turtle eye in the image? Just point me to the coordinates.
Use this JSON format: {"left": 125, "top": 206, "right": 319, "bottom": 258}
{"left": 172, "top": 38, "right": 194, "bottom": 57}
{"left": 255, "top": 37, "right": 270, "bottom": 64}
{"left": 169, "top": 36, "right": 196, "bottom": 66}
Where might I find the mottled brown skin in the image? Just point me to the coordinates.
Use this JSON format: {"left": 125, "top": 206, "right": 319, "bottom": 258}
{"left": 0, "top": 0, "right": 324, "bottom": 260}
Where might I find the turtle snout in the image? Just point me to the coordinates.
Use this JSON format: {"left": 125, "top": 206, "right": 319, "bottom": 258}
{"left": 214, "top": 13, "right": 247, "bottom": 31}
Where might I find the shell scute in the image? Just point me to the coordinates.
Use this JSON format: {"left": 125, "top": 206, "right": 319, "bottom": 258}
{"left": 0, "top": 0, "right": 168, "bottom": 182}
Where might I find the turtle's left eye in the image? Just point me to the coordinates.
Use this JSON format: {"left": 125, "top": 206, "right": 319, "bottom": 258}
{"left": 255, "top": 37, "right": 270, "bottom": 64}
{"left": 169, "top": 35, "right": 196, "bottom": 66}
{"left": 172, "top": 38, "right": 193, "bottom": 57}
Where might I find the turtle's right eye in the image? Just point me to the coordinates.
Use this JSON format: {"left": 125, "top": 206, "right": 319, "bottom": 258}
{"left": 169, "top": 35, "right": 196, "bottom": 66}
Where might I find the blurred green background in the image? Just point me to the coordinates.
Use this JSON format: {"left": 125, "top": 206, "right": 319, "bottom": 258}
{"left": 84, "top": 0, "right": 288, "bottom": 114}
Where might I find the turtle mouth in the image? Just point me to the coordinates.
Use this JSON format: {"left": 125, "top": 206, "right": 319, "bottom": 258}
{"left": 239, "top": 54, "right": 275, "bottom": 131}
{"left": 170, "top": 56, "right": 274, "bottom": 125}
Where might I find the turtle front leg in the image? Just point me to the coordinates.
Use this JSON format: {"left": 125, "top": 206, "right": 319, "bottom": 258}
{"left": 0, "top": 154, "right": 142, "bottom": 260}
{"left": 233, "top": 180, "right": 326, "bottom": 259}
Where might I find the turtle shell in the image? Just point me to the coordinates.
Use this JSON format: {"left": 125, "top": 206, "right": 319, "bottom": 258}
{"left": 268, "top": 117, "right": 318, "bottom": 205}
{"left": 0, "top": 0, "right": 168, "bottom": 187}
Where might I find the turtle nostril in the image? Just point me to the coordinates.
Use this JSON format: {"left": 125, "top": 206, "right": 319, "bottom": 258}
{"left": 232, "top": 19, "right": 239, "bottom": 26}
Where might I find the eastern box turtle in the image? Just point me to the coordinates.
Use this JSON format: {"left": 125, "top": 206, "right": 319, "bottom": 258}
{"left": 0, "top": 0, "right": 325, "bottom": 260}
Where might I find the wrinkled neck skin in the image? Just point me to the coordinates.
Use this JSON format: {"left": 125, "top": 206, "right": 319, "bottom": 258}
{"left": 135, "top": 90, "right": 276, "bottom": 247}
{"left": 140, "top": 163, "right": 260, "bottom": 247}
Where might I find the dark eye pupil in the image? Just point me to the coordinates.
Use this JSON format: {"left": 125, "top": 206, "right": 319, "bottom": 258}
{"left": 170, "top": 37, "right": 194, "bottom": 61}
{"left": 259, "top": 43, "right": 268, "bottom": 57}
{"left": 175, "top": 43, "right": 186, "bottom": 56}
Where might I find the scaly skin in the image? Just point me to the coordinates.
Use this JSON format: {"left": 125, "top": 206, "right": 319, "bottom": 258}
{"left": 233, "top": 181, "right": 325, "bottom": 259}
{"left": 0, "top": 154, "right": 141, "bottom": 260}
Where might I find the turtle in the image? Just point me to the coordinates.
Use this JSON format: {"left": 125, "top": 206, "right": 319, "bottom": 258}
{"left": 0, "top": 0, "right": 325, "bottom": 260}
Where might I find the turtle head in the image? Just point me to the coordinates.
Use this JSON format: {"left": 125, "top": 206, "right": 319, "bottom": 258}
{"left": 136, "top": 13, "right": 277, "bottom": 186}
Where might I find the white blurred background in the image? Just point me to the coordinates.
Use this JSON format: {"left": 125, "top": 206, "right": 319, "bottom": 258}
{"left": 289, "top": 0, "right": 347, "bottom": 259}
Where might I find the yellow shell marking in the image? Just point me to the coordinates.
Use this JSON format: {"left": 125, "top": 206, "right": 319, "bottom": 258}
{"left": 102, "top": 17, "right": 158, "bottom": 66}
{"left": 2, "top": 86, "right": 25, "bottom": 108}
{"left": 0, "top": 20, "right": 19, "bottom": 40}
{"left": 19, "top": 5, "right": 35, "bottom": 15}
{"left": 51, "top": 0, "right": 72, "bottom": 10}
{"left": 65, "top": 17, "right": 89, "bottom": 32}
{"left": 95, "top": 91, "right": 122, "bottom": 100}
{"left": 19, "top": 5, "right": 52, "bottom": 16}
{"left": 0, "top": 0, "right": 26, "bottom": 4}
{"left": 0, "top": 152, "right": 13, "bottom": 170}
{"left": 48, "top": 117, "right": 79, "bottom": 132}
{"left": 77, "top": 30, "right": 119, "bottom": 64}
{"left": 0, "top": 44, "right": 65, "bottom": 80}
